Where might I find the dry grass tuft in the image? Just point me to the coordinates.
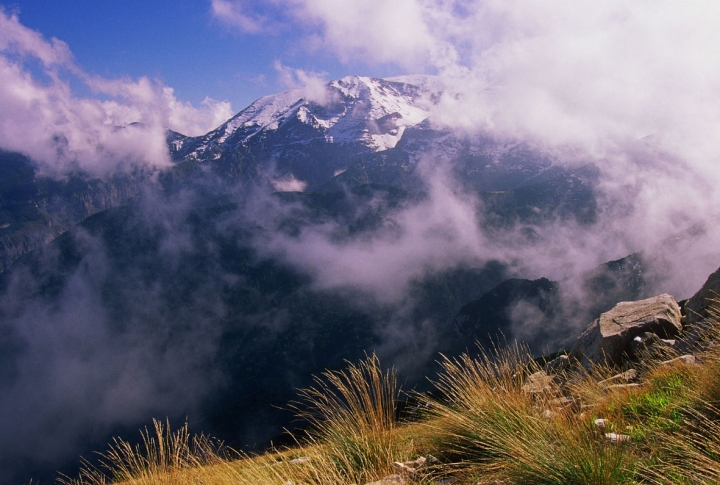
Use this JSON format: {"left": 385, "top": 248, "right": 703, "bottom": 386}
{"left": 425, "top": 343, "right": 636, "bottom": 484}
{"left": 288, "top": 352, "right": 415, "bottom": 484}
{"left": 58, "top": 419, "right": 236, "bottom": 485}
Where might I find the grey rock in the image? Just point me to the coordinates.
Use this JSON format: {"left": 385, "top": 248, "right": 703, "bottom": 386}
{"left": 660, "top": 354, "right": 697, "bottom": 367}
{"left": 569, "top": 294, "right": 682, "bottom": 367}
{"left": 394, "top": 456, "right": 428, "bottom": 474}
{"left": 594, "top": 418, "right": 609, "bottom": 433}
{"left": 605, "top": 432, "right": 632, "bottom": 444}
{"left": 543, "top": 354, "right": 570, "bottom": 375}
{"left": 675, "top": 317, "right": 718, "bottom": 354}
{"left": 683, "top": 266, "right": 720, "bottom": 326}
{"left": 522, "top": 371, "right": 559, "bottom": 395}
{"left": 598, "top": 369, "right": 638, "bottom": 387}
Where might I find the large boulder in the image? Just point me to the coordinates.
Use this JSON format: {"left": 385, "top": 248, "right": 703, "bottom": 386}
{"left": 569, "top": 294, "right": 682, "bottom": 367}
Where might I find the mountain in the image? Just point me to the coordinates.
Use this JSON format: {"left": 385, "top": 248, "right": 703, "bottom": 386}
{"left": 0, "top": 74, "right": 646, "bottom": 484}
{"left": 167, "top": 75, "right": 567, "bottom": 193}
{"left": 0, "top": 150, "right": 145, "bottom": 273}
{"left": 166, "top": 75, "right": 434, "bottom": 190}
{"left": 0, "top": 75, "right": 595, "bottom": 273}
{"left": 175, "top": 76, "right": 434, "bottom": 158}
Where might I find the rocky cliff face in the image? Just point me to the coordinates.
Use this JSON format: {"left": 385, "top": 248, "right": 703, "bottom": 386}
{"left": 0, "top": 150, "right": 145, "bottom": 272}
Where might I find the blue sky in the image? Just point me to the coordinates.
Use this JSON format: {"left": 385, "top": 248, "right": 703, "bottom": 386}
{"left": 4, "top": 0, "right": 403, "bottom": 111}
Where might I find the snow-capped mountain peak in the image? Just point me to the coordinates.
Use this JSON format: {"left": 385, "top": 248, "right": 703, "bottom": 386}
{"left": 179, "top": 75, "right": 441, "bottom": 161}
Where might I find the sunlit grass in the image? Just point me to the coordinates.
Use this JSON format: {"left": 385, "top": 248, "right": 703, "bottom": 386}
{"left": 424, "top": 344, "right": 636, "bottom": 484}
{"left": 288, "top": 353, "right": 418, "bottom": 484}
{"left": 58, "top": 313, "right": 720, "bottom": 485}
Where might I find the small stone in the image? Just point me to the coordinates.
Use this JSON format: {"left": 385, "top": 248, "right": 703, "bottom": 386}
{"left": 394, "top": 462, "right": 417, "bottom": 474}
{"left": 660, "top": 354, "right": 697, "bottom": 367}
{"left": 522, "top": 371, "right": 558, "bottom": 394}
{"left": 290, "top": 456, "right": 311, "bottom": 464}
{"left": 394, "top": 456, "right": 430, "bottom": 474}
{"left": 605, "top": 432, "right": 631, "bottom": 444}
{"left": 543, "top": 355, "right": 570, "bottom": 374}
{"left": 630, "top": 332, "right": 663, "bottom": 356}
{"left": 594, "top": 418, "right": 609, "bottom": 432}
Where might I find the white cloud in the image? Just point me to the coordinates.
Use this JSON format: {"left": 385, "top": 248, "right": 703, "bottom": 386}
{"left": 289, "top": 0, "right": 448, "bottom": 70}
{"left": 210, "top": 0, "right": 281, "bottom": 33}
{"left": 272, "top": 174, "right": 308, "bottom": 192}
{"left": 162, "top": 88, "right": 234, "bottom": 135}
{"left": 0, "top": 9, "right": 233, "bottom": 176}
{"left": 260, "top": 160, "right": 488, "bottom": 301}
{"left": 0, "top": 8, "right": 74, "bottom": 68}
{"left": 274, "top": 62, "right": 335, "bottom": 105}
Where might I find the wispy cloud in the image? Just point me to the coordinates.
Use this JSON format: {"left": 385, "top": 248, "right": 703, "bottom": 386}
{"left": 0, "top": 9, "right": 233, "bottom": 176}
{"left": 210, "top": 0, "right": 284, "bottom": 34}
{"left": 274, "top": 61, "right": 334, "bottom": 105}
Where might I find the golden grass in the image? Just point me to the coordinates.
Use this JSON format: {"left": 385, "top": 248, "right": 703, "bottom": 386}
{"left": 288, "top": 353, "right": 417, "bottom": 484}
{"left": 58, "top": 317, "right": 720, "bottom": 485}
{"left": 423, "top": 344, "right": 636, "bottom": 485}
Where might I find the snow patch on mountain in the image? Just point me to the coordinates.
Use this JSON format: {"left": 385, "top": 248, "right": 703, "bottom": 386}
{"left": 217, "top": 90, "right": 306, "bottom": 144}
{"left": 179, "top": 75, "right": 441, "bottom": 161}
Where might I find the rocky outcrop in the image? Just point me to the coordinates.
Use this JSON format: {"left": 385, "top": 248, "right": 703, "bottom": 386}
{"left": 569, "top": 294, "right": 682, "bottom": 368}
{"left": 0, "top": 149, "right": 146, "bottom": 273}
{"left": 683, "top": 266, "right": 720, "bottom": 326}
{"left": 453, "top": 278, "right": 560, "bottom": 351}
